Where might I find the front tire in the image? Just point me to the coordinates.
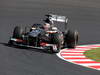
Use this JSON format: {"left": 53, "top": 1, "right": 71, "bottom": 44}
{"left": 49, "top": 32, "right": 63, "bottom": 53}
{"left": 13, "top": 26, "right": 23, "bottom": 38}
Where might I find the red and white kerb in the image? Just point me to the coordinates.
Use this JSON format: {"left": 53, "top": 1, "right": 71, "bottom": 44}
{"left": 57, "top": 44, "right": 100, "bottom": 71}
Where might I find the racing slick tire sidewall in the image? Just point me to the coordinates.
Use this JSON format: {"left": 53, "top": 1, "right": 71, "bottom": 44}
{"left": 64, "top": 30, "right": 79, "bottom": 48}
{"left": 13, "top": 26, "right": 23, "bottom": 38}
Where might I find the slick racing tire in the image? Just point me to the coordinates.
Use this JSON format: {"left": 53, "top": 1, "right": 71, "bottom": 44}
{"left": 64, "top": 30, "right": 78, "bottom": 48}
{"left": 13, "top": 26, "right": 24, "bottom": 38}
{"left": 49, "top": 33, "right": 62, "bottom": 53}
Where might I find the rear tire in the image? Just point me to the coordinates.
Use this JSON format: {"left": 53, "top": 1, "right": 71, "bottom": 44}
{"left": 64, "top": 30, "right": 79, "bottom": 48}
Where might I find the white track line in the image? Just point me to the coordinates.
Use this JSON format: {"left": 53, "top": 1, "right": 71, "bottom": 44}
{"left": 66, "top": 59, "right": 93, "bottom": 61}
{"left": 80, "top": 63, "right": 100, "bottom": 66}
{"left": 61, "top": 53, "right": 83, "bottom": 54}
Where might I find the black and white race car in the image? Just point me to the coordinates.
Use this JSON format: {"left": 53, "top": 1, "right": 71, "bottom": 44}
{"left": 8, "top": 14, "right": 79, "bottom": 53}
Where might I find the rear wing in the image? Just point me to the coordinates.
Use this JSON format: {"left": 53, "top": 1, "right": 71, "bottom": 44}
{"left": 46, "top": 14, "right": 68, "bottom": 23}
{"left": 45, "top": 14, "right": 68, "bottom": 30}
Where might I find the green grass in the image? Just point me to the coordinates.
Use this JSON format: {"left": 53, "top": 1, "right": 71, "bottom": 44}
{"left": 84, "top": 48, "right": 100, "bottom": 62}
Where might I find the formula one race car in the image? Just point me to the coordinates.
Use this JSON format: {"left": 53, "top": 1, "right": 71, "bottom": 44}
{"left": 8, "top": 14, "right": 79, "bottom": 53}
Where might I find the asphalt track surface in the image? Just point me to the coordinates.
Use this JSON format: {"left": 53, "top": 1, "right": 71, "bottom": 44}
{"left": 0, "top": 0, "right": 100, "bottom": 75}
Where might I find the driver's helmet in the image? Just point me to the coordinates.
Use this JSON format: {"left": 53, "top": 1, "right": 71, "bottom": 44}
{"left": 43, "top": 23, "right": 51, "bottom": 31}
{"left": 44, "top": 14, "right": 54, "bottom": 25}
